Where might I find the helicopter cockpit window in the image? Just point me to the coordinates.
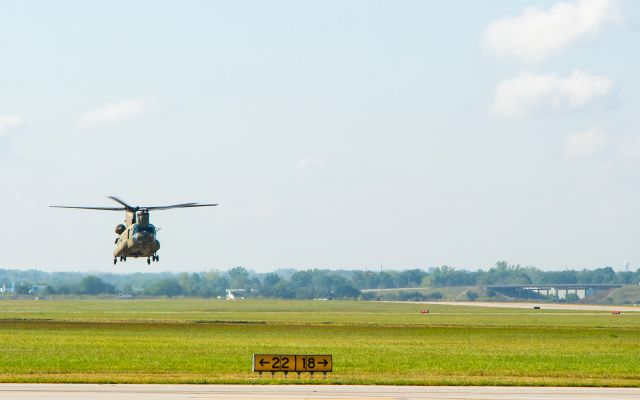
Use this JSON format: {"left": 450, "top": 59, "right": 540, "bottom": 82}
{"left": 133, "top": 224, "right": 156, "bottom": 235}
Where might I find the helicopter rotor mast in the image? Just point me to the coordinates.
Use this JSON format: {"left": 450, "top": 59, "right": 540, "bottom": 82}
{"left": 50, "top": 196, "right": 218, "bottom": 225}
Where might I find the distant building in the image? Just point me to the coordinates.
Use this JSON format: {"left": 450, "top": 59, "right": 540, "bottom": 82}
{"left": 29, "top": 285, "right": 48, "bottom": 294}
{"left": 0, "top": 282, "right": 15, "bottom": 294}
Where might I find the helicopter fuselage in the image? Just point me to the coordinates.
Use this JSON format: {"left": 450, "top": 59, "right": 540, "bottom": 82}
{"left": 114, "top": 223, "right": 160, "bottom": 258}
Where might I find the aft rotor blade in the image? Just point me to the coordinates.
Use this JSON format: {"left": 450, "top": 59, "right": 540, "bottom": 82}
{"left": 107, "top": 196, "right": 134, "bottom": 210}
{"left": 144, "top": 203, "right": 219, "bottom": 210}
{"left": 50, "top": 205, "right": 125, "bottom": 211}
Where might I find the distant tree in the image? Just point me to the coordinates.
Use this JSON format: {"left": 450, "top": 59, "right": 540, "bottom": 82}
{"left": 199, "top": 271, "right": 229, "bottom": 297}
{"left": 55, "top": 284, "right": 74, "bottom": 295}
{"left": 43, "top": 286, "right": 57, "bottom": 295}
{"left": 272, "top": 281, "right": 295, "bottom": 299}
{"left": 479, "top": 261, "right": 531, "bottom": 285}
{"left": 564, "top": 293, "right": 580, "bottom": 303}
{"left": 178, "top": 272, "right": 192, "bottom": 295}
{"left": 121, "top": 283, "right": 134, "bottom": 295}
{"left": 378, "top": 272, "right": 395, "bottom": 289}
{"left": 262, "top": 273, "right": 281, "bottom": 287}
{"left": 260, "top": 273, "right": 281, "bottom": 297}
{"left": 79, "top": 276, "right": 115, "bottom": 295}
{"left": 397, "top": 269, "right": 426, "bottom": 288}
{"left": 330, "top": 279, "right": 360, "bottom": 299}
{"left": 146, "top": 278, "right": 183, "bottom": 297}
{"left": 466, "top": 291, "right": 479, "bottom": 301}
{"left": 541, "top": 270, "right": 578, "bottom": 284}
{"left": 421, "top": 275, "right": 433, "bottom": 287}
{"left": 592, "top": 267, "right": 616, "bottom": 284}
{"left": 616, "top": 271, "right": 636, "bottom": 284}
{"left": 350, "top": 271, "right": 368, "bottom": 289}
{"left": 15, "top": 283, "right": 32, "bottom": 295}
{"left": 359, "top": 291, "right": 378, "bottom": 301}
{"left": 227, "top": 267, "right": 250, "bottom": 289}
{"left": 365, "top": 272, "right": 381, "bottom": 289}
{"left": 291, "top": 271, "right": 313, "bottom": 287}
{"left": 312, "top": 273, "right": 333, "bottom": 298}
{"left": 431, "top": 266, "right": 476, "bottom": 286}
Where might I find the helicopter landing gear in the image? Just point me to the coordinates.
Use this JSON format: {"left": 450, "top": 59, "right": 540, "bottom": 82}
{"left": 147, "top": 255, "right": 159, "bottom": 265}
{"left": 115, "top": 254, "right": 126, "bottom": 265}
{"left": 153, "top": 255, "right": 159, "bottom": 262}
{"left": 147, "top": 257, "right": 151, "bottom": 265}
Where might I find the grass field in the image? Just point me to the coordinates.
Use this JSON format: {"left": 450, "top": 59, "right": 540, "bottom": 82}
{"left": 0, "top": 298, "right": 639, "bottom": 386}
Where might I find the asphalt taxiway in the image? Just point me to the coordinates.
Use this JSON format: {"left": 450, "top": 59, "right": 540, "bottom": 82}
{"left": 1, "top": 384, "right": 639, "bottom": 400}
{"left": 419, "top": 301, "right": 640, "bottom": 312}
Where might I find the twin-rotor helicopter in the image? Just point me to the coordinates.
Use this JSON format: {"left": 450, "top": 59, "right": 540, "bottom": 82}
{"left": 51, "top": 196, "right": 217, "bottom": 265}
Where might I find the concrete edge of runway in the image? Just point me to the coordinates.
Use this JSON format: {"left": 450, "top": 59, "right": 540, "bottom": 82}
{"left": 1, "top": 384, "right": 640, "bottom": 399}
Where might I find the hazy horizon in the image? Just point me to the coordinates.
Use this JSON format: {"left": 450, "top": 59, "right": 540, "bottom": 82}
{"left": 0, "top": 262, "right": 632, "bottom": 275}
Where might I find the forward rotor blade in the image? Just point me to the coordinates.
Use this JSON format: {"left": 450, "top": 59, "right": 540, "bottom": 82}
{"left": 107, "top": 196, "right": 134, "bottom": 210}
{"left": 50, "top": 205, "right": 125, "bottom": 211}
{"left": 144, "top": 203, "right": 219, "bottom": 211}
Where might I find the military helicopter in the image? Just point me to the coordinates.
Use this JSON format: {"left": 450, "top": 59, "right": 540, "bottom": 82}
{"left": 51, "top": 196, "right": 217, "bottom": 265}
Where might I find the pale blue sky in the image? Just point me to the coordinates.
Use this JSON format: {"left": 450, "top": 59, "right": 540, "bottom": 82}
{"left": 0, "top": 0, "right": 639, "bottom": 272}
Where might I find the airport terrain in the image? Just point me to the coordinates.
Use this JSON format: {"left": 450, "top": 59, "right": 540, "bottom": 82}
{"left": 0, "top": 299, "right": 638, "bottom": 386}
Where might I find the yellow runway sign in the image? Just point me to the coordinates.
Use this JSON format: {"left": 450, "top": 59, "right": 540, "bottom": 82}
{"left": 253, "top": 354, "right": 332, "bottom": 374}
{"left": 253, "top": 354, "right": 296, "bottom": 372}
{"left": 295, "top": 355, "right": 332, "bottom": 372}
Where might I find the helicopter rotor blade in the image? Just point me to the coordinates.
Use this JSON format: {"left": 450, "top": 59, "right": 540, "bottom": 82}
{"left": 50, "top": 205, "right": 125, "bottom": 211}
{"left": 144, "top": 203, "right": 218, "bottom": 211}
{"left": 107, "top": 196, "right": 135, "bottom": 210}
{"left": 51, "top": 198, "right": 217, "bottom": 212}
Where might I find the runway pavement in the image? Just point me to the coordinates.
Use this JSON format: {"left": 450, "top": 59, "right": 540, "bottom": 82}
{"left": 417, "top": 301, "right": 640, "bottom": 312}
{"left": 1, "top": 384, "right": 640, "bottom": 400}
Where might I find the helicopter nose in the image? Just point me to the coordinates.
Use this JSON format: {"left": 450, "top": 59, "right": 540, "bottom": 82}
{"left": 136, "top": 232, "right": 154, "bottom": 242}
{"left": 135, "top": 233, "right": 148, "bottom": 242}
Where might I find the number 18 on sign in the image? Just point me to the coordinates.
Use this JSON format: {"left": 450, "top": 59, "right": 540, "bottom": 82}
{"left": 253, "top": 354, "right": 332, "bottom": 377}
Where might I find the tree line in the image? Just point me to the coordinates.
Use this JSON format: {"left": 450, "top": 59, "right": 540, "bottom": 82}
{"left": 0, "top": 262, "right": 638, "bottom": 299}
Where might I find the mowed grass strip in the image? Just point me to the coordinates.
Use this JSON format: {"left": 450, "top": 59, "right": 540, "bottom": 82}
{"left": 1, "top": 299, "right": 640, "bottom": 385}
{"left": 2, "top": 298, "right": 640, "bottom": 328}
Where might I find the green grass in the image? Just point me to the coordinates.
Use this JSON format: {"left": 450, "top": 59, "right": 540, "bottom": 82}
{"left": 0, "top": 298, "right": 639, "bottom": 386}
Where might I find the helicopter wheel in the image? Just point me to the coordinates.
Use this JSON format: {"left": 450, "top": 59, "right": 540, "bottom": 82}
{"left": 113, "top": 258, "right": 117, "bottom": 265}
{"left": 147, "top": 257, "right": 151, "bottom": 265}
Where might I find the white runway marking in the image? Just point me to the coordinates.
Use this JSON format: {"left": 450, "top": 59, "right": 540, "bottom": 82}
{"left": 1, "top": 385, "right": 640, "bottom": 400}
